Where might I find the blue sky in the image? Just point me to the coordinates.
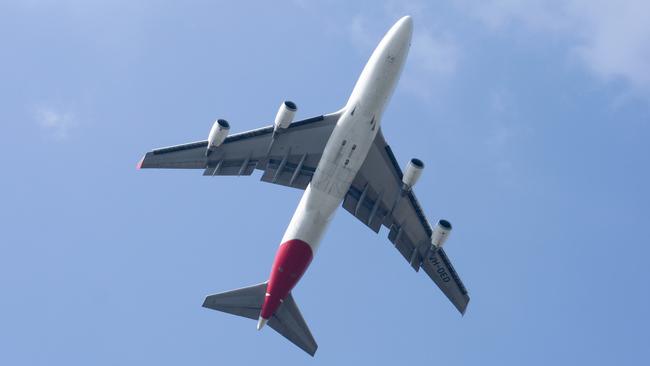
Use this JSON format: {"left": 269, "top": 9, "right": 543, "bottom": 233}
{"left": 1, "top": 1, "right": 649, "bottom": 364}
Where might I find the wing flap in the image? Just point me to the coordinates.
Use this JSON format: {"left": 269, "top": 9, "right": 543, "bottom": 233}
{"left": 342, "top": 183, "right": 386, "bottom": 233}
{"left": 260, "top": 155, "right": 316, "bottom": 190}
{"left": 203, "top": 159, "right": 258, "bottom": 176}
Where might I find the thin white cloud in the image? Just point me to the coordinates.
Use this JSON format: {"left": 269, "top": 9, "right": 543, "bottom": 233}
{"left": 570, "top": 1, "right": 650, "bottom": 90}
{"left": 382, "top": 0, "right": 461, "bottom": 81}
{"left": 462, "top": 0, "right": 650, "bottom": 95}
{"left": 382, "top": 0, "right": 429, "bottom": 20}
{"left": 411, "top": 30, "right": 459, "bottom": 77}
{"left": 482, "top": 87, "right": 530, "bottom": 188}
{"left": 485, "top": 90, "right": 514, "bottom": 148}
{"left": 463, "top": 0, "right": 569, "bottom": 31}
{"left": 347, "top": 15, "right": 375, "bottom": 50}
{"left": 400, "top": 29, "right": 460, "bottom": 101}
{"left": 35, "top": 106, "right": 77, "bottom": 140}
{"left": 346, "top": 12, "right": 461, "bottom": 100}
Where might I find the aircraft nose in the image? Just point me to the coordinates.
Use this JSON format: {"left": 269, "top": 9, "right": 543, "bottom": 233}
{"left": 396, "top": 15, "right": 413, "bottom": 42}
{"left": 400, "top": 16, "right": 413, "bottom": 32}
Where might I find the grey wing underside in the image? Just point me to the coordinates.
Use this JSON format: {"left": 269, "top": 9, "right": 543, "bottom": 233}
{"left": 139, "top": 113, "right": 340, "bottom": 190}
{"left": 342, "top": 129, "right": 470, "bottom": 314}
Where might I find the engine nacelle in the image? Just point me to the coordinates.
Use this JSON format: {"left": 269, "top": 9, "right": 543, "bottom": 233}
{"left": 274, "top": 101, "right": 297, "bottom": 131}
{"left": 402, "top": 158, "right": 424, "bottom": 190}
{"left": 431, "top": 219, "right": 452, "bottom": 249}
{"left": 207, "top": 119, "right": 230, "bottom": 154}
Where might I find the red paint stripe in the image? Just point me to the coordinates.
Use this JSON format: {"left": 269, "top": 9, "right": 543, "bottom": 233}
{"left": 260, "top": 239, "right": 313, "bottom": 319}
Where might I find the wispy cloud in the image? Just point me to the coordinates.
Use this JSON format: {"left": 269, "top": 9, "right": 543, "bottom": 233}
{"left": 411, "top": 31, "right": 458, "bottom": 77}
{"left": 462, "top": 0, "right": 650, "bottom": 96}
{"left": 35, "top": 106, "right": 77, "bottom": 140}
{"left": 347, "top": 15, "right": 375, "bottom": 50}
{"left": 483, "top": 87, "right": 523, "bottom": 187}
{"left": 570, "top": 1, "right": 650, "bottom": 92}
{"left": 462, "top": 0, "right": 569, "bottom": 31}
{"left": 346, "top": 9, "right": 461, "bottom": 100}
{"left": 402, "top": 29, "right": 459, "bottom": 99}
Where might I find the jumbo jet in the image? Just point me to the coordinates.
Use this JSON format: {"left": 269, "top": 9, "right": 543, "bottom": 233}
{"left": 138, "top": 16, "right": 469, "bottom": 356}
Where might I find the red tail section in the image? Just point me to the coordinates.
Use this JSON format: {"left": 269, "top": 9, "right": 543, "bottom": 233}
{"left": 260, "top": 239, "right": 313, "bottom": 319}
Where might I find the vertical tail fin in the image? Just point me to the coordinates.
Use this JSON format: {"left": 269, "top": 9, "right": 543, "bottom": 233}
{"left": 202, "top": 283, "right": 318, "bottom": 356}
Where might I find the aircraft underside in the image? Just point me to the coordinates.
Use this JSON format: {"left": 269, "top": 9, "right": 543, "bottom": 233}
{"left": 138, "top": 16, "right": 469, "bottom": 356}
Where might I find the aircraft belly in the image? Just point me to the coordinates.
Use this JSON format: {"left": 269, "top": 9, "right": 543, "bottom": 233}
{"left": 199, "top": 17, "right": 426, "bottom": 350}
{"left": 281, "top": 114, "right": 377, "bottom": 253}
{"left": 277, "top": 10, "right": 406, "bottom": 267}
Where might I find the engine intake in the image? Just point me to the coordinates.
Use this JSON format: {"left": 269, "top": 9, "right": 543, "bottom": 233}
{"left": 274, "top": 100, "right": 297, "bottom": 131}
{"left": 402, "top": 158, "right": 424, "bottom": 190}
{"left": 431, "top": 219, "right": 452, "bottom": 249}
{"left": 207, "top": 119, "right": 230, "bottom": 155}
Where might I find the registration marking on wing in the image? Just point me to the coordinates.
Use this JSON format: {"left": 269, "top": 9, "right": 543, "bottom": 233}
{"left": 428, "top": 252, "right": 452, "bottom": 283}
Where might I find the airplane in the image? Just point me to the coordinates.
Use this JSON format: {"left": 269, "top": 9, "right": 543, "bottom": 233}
{"left": 137, "top": 15, "right": 469, "bottom": 356}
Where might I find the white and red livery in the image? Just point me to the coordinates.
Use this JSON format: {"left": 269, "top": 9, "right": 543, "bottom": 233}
{"left": 138, "top": 16, "right": 469, "bottom": 356}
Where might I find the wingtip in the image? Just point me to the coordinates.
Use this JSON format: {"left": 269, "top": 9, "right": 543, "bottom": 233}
{"left": 458, "top": 301, "right": 469, "bottom": 317}
{"left": 136, "top": 156, "right": 145, "bottom": 170}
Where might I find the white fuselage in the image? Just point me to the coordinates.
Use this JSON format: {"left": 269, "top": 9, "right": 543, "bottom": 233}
{"left": 259, "top": 16, "right": 413, "bottom": 324}
{"left": 282, "top": 17, "right": 413, "bottom": 252}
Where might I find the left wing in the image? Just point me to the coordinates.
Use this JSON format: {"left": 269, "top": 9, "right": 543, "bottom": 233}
{"left": 138, "top": 113, "right": 340, "bottom": 190}
{"left": 342, "top": 129, "right": 470, "bottom": 314}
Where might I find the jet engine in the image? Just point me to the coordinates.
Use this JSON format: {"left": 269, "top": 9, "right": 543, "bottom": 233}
{"left": 402, "top": 158, "right": 424, "bottom": 190}
{"left": 207, "top": 119, "right": 230, "bottom": 155}
{"left": 431, "top": 219, "right": 452, "bottom": 249}
{"left": 274, "top": 101, "right": 297, "bottom": 131}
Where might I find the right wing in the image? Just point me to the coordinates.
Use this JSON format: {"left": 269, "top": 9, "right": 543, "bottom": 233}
{"left": 138, "top": 113, "right": 340, "bottom": 190}
{"left": 342, "top": 129, "right": 470, "bottom": 314}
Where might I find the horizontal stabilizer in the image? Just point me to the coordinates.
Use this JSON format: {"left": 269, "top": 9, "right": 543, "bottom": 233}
{"left": 203, "top": 283, "right": 266, "bottom": 320}
{"left": 267, "top": 292, "right": 318, "bottom": 356}
{"left": 203, "top": 283, "right": 318, "bottom": 356}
